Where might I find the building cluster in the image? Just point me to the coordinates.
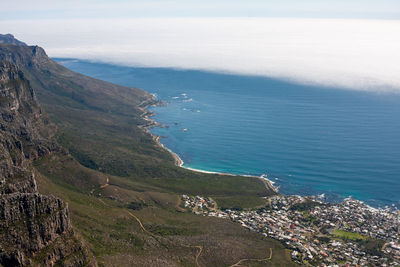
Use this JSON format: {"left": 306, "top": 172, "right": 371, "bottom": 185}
{"left": 181, "top": 195, "right": 218, "bottom": 215}
{"left": 182, "top": 194, "right": 400, "bottom": 266}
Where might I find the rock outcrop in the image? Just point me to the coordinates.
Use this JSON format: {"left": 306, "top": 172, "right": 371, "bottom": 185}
{"left": 0, "top": 34, "right": 27, "bottom": 46}
{"left": 0, "top": 44, "right": 51, "bottom": 70}
{"left": 0, "top": 61, "right": 94, "bottom": 266}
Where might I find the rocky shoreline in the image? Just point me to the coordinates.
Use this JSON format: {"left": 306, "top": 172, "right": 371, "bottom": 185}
{"left": 139, "top": 97, "right": 279, "bottom": 194}
{"left": 140, "top": 88, "right": 400, "bottom": 266}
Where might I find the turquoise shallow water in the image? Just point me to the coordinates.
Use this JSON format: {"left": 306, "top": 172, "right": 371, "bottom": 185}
{"left": 57, "top": 59, "right": 400, "bottom": 208}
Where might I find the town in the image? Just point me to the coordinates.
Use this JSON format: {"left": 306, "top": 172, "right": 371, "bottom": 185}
{"left": 182, "top": 194, "right": 400, "bottom": 266}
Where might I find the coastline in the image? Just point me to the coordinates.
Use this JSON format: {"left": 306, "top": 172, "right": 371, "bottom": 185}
{"left": 138, "top": 94, "right": 400, "bottom": 210}
{"left": 57, "top": 59, "right": 400, "bottom": 210}
{"left": 139, "top": 96, "right": 279, "bottom": 194}
{"left": 156, "top": 135, "right": 279, "bottom": 194}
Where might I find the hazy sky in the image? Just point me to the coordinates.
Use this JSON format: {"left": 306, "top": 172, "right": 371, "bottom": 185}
{"left": 1, "top": 0, "right": 400, "bottom": 20}
{"left": 1, "top": 1, "right": 400, "bottom": 92}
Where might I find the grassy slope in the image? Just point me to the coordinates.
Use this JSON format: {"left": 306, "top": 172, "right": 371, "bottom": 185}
{"left": 16, "top": 46, "right": 273, "bottom": 207}
{"left": 1, "top": 44, "right": 294, "bottom": 266}
{"left": 35, "top": 152, "right": 295, "bottom": 266}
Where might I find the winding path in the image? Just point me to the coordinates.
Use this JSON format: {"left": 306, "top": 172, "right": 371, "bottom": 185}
{"left": 230, "top": 248, "right": 273, "bottom": 267}
{"left": 194, "top": 245, "right": 203, "bottom": 267}
{"left": 126, "top": 210, "right": 154, "bottom": 236}
{"left": 126, "top": 210, "right": 203, "bottom": 267}
{"left": 95, "top": 192, "right": 204, "bottom": 266}
{"left": 100, "top": 177, "right": 110, "bottom": 189}
{"left": 182, "top": 244, "right": 203, "bottom": 267}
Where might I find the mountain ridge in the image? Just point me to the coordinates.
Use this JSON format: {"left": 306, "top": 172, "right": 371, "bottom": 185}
{"left": 0, "top": 60, "right": 95, "bottom": 266}
{"left": 0, "top": 34, "right": 293, "bottom": 267}
{"left": 0, "top": 34, "right": 27, "bottom": 46}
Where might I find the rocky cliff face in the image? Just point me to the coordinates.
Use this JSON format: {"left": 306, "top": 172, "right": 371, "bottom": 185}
{"left": 0, "top": 34, "right": 27, "bottom": 46}
{"left": 0, "top": 61, "right": 55, "bottom": 193}
{"left": 0, "top": 44, "right": 50, "bottom": 70}
{"left": 0, "top": 61, "right": 94, "bottom": 266}
{"left": 0, "top": 41, "right": 152, "bottom": 119}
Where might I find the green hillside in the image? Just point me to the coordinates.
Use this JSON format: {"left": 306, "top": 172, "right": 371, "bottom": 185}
{"left": 0, "top": 41, "right": 294, "bottom": 266}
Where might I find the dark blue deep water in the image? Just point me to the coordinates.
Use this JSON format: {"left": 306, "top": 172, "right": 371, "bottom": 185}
{"left": 57, "top": 59, "right": 400, "bottom": 208}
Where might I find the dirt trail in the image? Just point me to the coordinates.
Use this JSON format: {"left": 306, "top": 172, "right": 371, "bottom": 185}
{"left": 182, "top": 244, "right": 203, "bottom": 267}
{"left": 174, "top": 197, "right": 187, "bottom": 212}
{"left": 126, "top": 210, "right": 154, "bottom": 236}
{"left": 126, "top": 210, "right": 203, "bottom": 266}
{"left": 96, "top": 194, "right": 204, "bottom": 266}
{"left": 194, "top": 245, "right": 203, "bottom": 267}
{"left": 230, "top": 248, "right": 272, "bottom": 267}
{"left": 100, "top": 177, "right": 109, "bottom": 189}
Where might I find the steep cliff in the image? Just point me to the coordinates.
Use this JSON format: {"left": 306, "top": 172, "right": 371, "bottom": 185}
{"left": 0, "top": 43, "right": 153, "bottom": 118}
{"left": 0, "top": 35, "right": 286, "bottom": 267}
{"left": 0, "top": 34, "right": 27, "bottom": 46}
{"left": 0, "top": 61, "right": 94, "bottom": 266}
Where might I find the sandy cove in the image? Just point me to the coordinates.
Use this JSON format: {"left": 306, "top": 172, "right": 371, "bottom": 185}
{"left": 140, "top": 96, "right": 278, "bottom": 194}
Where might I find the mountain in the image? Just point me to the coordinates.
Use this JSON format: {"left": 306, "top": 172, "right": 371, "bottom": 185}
{"left": 0, "top": 36, "right": 293, "bottom": 266}
{"left": 0, "top": 34, "right": 27, "bottom": 46}
{"left": 0, "top": 61, "right": 95, "bottom": 266}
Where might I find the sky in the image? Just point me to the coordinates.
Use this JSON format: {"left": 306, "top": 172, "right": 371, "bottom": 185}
{"left": 1, "top": 0, "right": 400, "bottom": 20}
{"left": 1, "top": 1, "right": 400, "bottom": 92}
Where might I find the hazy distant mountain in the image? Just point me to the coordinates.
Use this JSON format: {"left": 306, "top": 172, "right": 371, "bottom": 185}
{"left": 0, "top": 33, "right": 27, "bottom": 46}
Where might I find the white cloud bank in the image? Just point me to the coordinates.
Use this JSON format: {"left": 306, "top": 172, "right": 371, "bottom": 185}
{"left": 1, "top": 18, "right": 400, "bottom": 92}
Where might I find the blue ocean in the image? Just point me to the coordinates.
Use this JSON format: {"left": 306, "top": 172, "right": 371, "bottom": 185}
{"left": 57, "top": 59, "right": 400, "bottom": 208}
